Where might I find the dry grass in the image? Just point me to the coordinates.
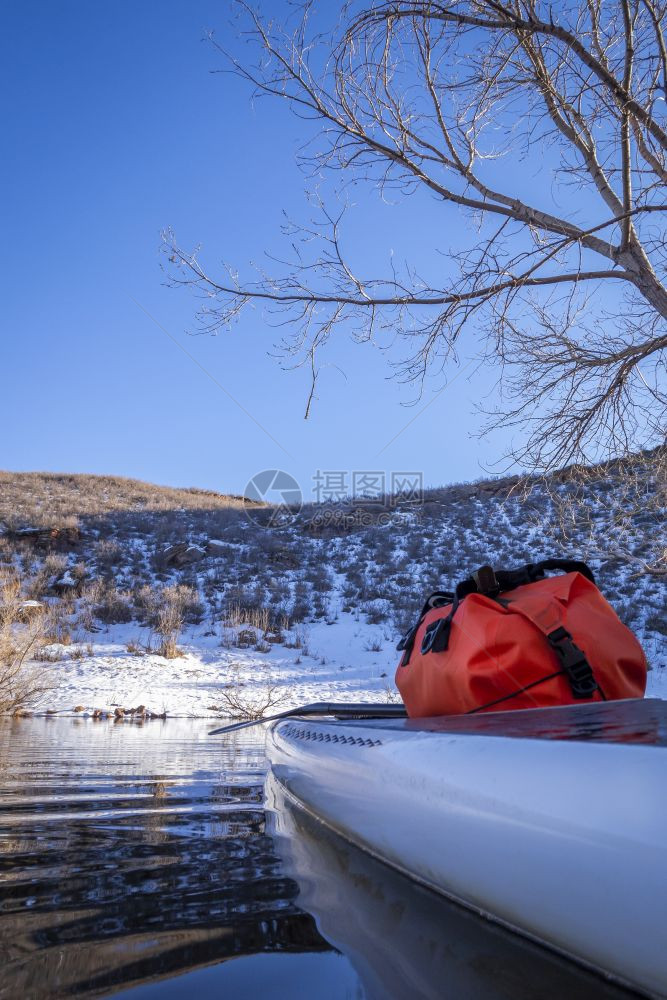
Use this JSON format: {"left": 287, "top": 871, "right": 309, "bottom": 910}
{"left": 223, "top": 603, "right": 272, "bottom": 633}
{"left": 0, "top": 574, "right": 53, "bottom": 711}
{"left": 0, "top": 471, "right": 262, "bottom": 529}
{"left": 148, "top": 584, "right": 202, "bottom": 659}
{"left": 88, "top": 583, "right": 134, "bottom": 625}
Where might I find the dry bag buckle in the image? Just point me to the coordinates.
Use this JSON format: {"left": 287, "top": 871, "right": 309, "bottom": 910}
{"left": 421, "top": 618, "right": 451, "bottom": 655}
{"left": 396, "top": 624, "right": 417, "bottom": 652}
{"left": 397, "top": 623, "right": 420, "bottom": 667}
{"left": 548, "top": 626, "right": 597, "bottom": 699}
{"left": 396, "top": 625, "right": 419, "bottom": 650}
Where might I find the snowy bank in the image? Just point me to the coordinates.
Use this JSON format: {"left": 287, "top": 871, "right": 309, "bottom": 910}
{"left": 28, "top": 614, "right": 399, "bottom": 719}
{"left": 25, "top": 612, "right": 667, "bottom": 719}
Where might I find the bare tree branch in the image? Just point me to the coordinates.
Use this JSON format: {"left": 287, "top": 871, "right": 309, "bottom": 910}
{"left": 164, "top": 0, "right": 667, "bottom": 471}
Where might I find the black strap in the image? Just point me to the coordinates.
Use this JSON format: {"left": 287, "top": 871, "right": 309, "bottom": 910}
{"left": 457, "top": 557, "right": 594, "bottom": 611}
{"left": 547, "top": 626, "right": 602, "bottom": 699}
{"left": 530, "top": 559, "right": 595, "bottom": 584}
{"left": 478, "top": 559, "right": 595, "bottom": 597}
{"left": 421, "top": 590, "right": 454, "bottom": 616}
{"left": 396, "top": 623, "right": 419, "bottom": 666}
{"left": 420, "top": 592, "right": 459, "bottom": 654}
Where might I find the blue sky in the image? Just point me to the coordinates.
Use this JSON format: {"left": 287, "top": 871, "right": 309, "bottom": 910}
{"left": 2, "top": 1, "right": 519, "bottom": 500}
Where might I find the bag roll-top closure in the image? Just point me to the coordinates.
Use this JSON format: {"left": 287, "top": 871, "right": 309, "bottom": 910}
{"left": 399, "top": 559, "right": 600, "bottom": 700}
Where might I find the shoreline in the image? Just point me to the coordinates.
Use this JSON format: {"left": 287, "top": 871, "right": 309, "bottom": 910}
{"left": 8, "top": 612, "right": 666, "bottom": 720}
{"left": 18, "top": 613, "right": 399, "bottom": 720}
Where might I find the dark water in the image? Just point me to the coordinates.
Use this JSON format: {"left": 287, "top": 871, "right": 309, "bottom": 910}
{"left": 0, "top": 719, "right": 638, "bottom": 999}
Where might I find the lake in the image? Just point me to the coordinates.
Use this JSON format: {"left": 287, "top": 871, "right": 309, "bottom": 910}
{"left": 0, "top": 718, "right": 637, "bottom": 999}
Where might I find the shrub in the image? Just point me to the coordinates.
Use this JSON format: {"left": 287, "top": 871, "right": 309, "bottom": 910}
{"left": 94, "top": 539, "right": 124, "bottom": 578}
{"left": 362, "top": 599, "right": 391, "bottom": 624}
{"left": 150, "top": 584, "right": 202, "bottom": 658}
{"left": 0, "top": 573, "right": 52, "bottom": 711}
{"left": 25, "top": 554, "right": 68, "bottom": 600}
{"left": 94, "top": 585, "right": 134, "bottom": 624}
{"left": 645, "top": 612, "right": 667, "bottom": 637}
{"left": 136, "top": 583, "right": 204, "bottom": 629}
{"left": 365, "top": 638, "right": 383, "bottom": 652}
{"left": 218, "top": 664, "right": 288, "bottom": 720}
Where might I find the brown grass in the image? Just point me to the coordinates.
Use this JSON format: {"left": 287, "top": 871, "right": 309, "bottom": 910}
{"left": 149, "top": 584, "right": 202, "bottom": 659}
{"left": 0, "top": 574, "right": 54, "bottom": 711}
{"left": 0, "top": 471, "right": 263, "bottom": 529}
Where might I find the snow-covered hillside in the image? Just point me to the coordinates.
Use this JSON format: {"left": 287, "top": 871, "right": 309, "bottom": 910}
{"left": 0, "top": 467, "right": 664, "bottom": 717}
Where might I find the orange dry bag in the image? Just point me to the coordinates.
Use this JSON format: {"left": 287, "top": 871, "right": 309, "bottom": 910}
{"left": 395, "top": 559, "right": 647, "bottom": 717}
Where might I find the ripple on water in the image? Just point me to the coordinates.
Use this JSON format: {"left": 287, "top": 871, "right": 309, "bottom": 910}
{"left": 0, "top": 718, "right": 330, "bottom": 999}
{"left": 0, "top": 718, "right": 642, "bottom": 1000}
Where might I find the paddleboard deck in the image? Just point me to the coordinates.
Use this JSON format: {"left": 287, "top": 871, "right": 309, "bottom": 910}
{"left": 268, "top": 698, "right": 667, "bottom": 998}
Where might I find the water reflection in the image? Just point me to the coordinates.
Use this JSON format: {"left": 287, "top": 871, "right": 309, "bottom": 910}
{"left": 266, "top": 775, "right": 636, "bottom": 1000}
{"left": 0, "top": 719, "right": 643, "bottom": 1000}
{"left": 0, "top": 719, "right": 330, "bottom": 998}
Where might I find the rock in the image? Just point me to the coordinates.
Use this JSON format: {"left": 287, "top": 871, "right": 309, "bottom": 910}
{"left": 16, "top": 600, "right": 45, "bottom": 623}
{"left": 265, "top": 630, "right": 284, "bottom": 644}
{"left": 8, "top": 525, "right": 80, "bottom": 551}
{"left": 73, "top": 705, "right": 85, "bottom": 713}
{"left": 420, "top": 500, "right": 445, "bottom": 515}
{"left": 114, "top": 707, "right": 124, "bottom": 718}
{"left": 236, "top": 628, "right": 257, "bottom": 648}
{"left": 206, "top": 539, "right": 227, "bottom": 555}
{"left": 303, "top": 503, "right": 391, "bottom": 535}
{"left": 162, "top": 542, "right": 206, "bottom": 568}
{"left": 51, "top": 569, "right": 83, "bottom": 595}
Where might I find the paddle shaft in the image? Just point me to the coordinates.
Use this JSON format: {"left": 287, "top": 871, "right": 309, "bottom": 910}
{"left": 208, "top": 702, "right": 406, "bottom": 736}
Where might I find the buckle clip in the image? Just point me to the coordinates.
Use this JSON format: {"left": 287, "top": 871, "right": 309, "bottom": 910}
{"left": 548, "top": 627, "right": 597, "bottom": 699}
{"left": 421, "top": 618, "right": 452, "bottom": 655}
{"left": 396, "top": 624, "right": 417, "bottom": 652}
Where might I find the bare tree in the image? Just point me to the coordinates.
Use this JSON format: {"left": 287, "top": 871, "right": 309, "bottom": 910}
{"left": 164, "top": 0, "right": 667, "bottom": 471}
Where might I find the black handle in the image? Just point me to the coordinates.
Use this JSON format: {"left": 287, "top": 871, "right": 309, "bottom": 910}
{"left": 528, "top": 559, "right": 595, "bottom": 584}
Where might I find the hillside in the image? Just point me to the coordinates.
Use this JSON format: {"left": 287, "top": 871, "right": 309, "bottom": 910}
{"left": 0, "top": 465, "right": 664, "bottom": 717}
{"left": 0, "top": 471, "right": 256, "bottom": 523}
